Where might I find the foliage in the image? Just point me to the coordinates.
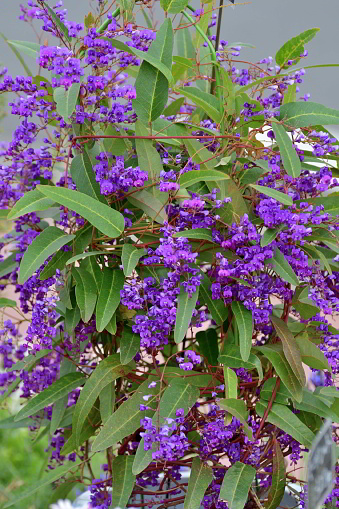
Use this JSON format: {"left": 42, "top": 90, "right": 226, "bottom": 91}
{"left": 0, "top": 1, "right": 339, "bottom": 509}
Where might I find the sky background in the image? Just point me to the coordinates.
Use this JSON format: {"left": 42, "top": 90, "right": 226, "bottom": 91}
{"left": 0, "top": 0, "right": 339, "bottom": 139}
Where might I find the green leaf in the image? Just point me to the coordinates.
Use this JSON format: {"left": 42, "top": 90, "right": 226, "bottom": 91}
{"left": 66, "top": 251, "right": 107, "bottom": 265}
{"left": 50, "top": 357, "right": 77, "bottom": 435}
{"left": 219, "top": 462, "right": 256, "bottom": 509}
{"left": 103, "top": 124, "right": 129, "bottom": 156}
{"left": 184, "top": 457, "right": 213, "bottom": 509}
{"left": 111, "top": 456, "right": 136, "bottom": 508}
{"left": 283, "top": 83, "right": 297, "bottom": 104}
{"left": 161, "top": 0, "right": 189, "bottom": 13}
{"left": 7, "top": 189, "right": 55, "bottom": 220}
{"left": 295, "top": 388, "right": 339, "bottom": 422}
{"left": 6, "top": 348, "right": 52, "bottom": 373}
{"left": 72, "top": 354, "right": 132, "bottom": 446}
{"left": 105, "top": 313, "right": 117, "bottom": 335}
{"left": 151, "top": 366, "right": 217, "bottom": 388}
{"left": 72, "top": 267, "right": 97, "bottom": 323}
{"left": 18, "top": 226, "right": 75, "bottom": 284}
{"left": 0, "top": 298, "right": 16, "bottom": 308}
{"left": 178, "top": 87, "right": 222, "bottom": 123}
{"left": 292, "top": 285, "right": 320, "bottom": 319}
{"left": 250, "top": 184, "right": 293, "bottom": 206}
{"left": 265, "top": 438, "right": 286, "bottom": 509}
{"left": 132, "top": 380, "right": 199, "bottom": 474}
{"left": 15, "top": 372, "right": 84, "bottom": 421}
{"left": 121, "top": 244, "right": 145, "bottom": 277}
{"left": 96, "top": 268, "right": 124, "bottom": 332}
{"left": 99, "top": 382, "right": 115, "bottom": 425}
{"left": 220, "top": 67, "right": 236, "bottom": 114}
{"left": 231, "top": 302, "right": 253, "bottom": 362}
{"left": 38, "top": 186, "right": 125, "bottom": 238}
{"left": 260, "top": 378, "right": 291, "bottom": 405}
{"left": 173, "top": 229, "right": 213, "bottom": 242}
{"left": 265, "top": 246, "right": 299, "bottom": 286}
{"left": 7, "top": 40, "right": 40, "bottom": 58}
{"left": 219, "top": 346, "right": 263, "bottom": 381}
{"left": 295, "top": 335, "right": 331, "bottom": 371}
{"left": 134, "top": 120, "right": 168, "bottom": 205}
{"left": 279, "top": 101, "right": 339, "bottom": 128}
{"left": 297, "top": 195, "right": 339, "bottom": 219}
{"left": 271, "top": 123, "right": 301, "bottom": 178}
{"left": 275, "top": 28, "right": 319, "bottom": 68}
{"left": 62, "top": 406, "right": 101, "bottom": 454}
{"left": 271, "top": 316, "right": 306, "bottom": 388}
{"left": 83, "top": 255, "right": 103, "bottom": 292}
{"left": 53, "top": 82, "right": 80, "bottom": 122}
{"left": 128, "top": 189, "right": 167, "bottom": 224}
{"left": 196, "top": 329, "right": 218, "bottom": 368}
{"left": 0, "top": 32, "right": 32, "bottom": 76}
{"left": 261, "top": 226, "right": 285, "bottom": 248}
{"left": 174, "top": 285, "right": 199, "bottom": 343}
{"left": 92, "top": 379, "right": 158, "bottom": 452}
{"left": 70, "top": 148, "right": 106, "bottom": 203}
{"left": 3, "top": 460, "right": 80, "bottom": 508}
{"left": 224, "top": 367, "right": 238, "bottom": 399}
{"left": 0, "top": 253, "right": 18, "bottom": 279}
{"left": 133, "top": 19, "right": 173, "bottom": 123}
{"left": 65, "top": 305, "right": 81, "bottom": 334}
{"left": 198, "top": 272, "right": 229, "bottom": 325}
{"left": 120, "top": 326, "right": 140, "bottom": 364}
{"left": 256, "top": 344, "right": 303, "bottom": 402}
{"left": 219, "top": 399, "right": 253, "bottom": 439}
{"left": 256, "top": 401, "right": 315, "bottom": 447}
{"left": 41, "top": 1, "right": 71, "bottom": 42}
{"left": 163, "top": 97, "right": 185, "bottom": 116}
{"left": 179, "top": 169, "right": 230, "bottom": 189}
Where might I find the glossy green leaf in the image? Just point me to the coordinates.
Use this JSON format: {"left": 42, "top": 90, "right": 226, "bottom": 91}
{"left": 174, "top": 285, "right": 199, "bottom": 343}
{"left": 283, "top": 83, "right": 297, "bottom": 104}
{"left": 295, "top": 388, "right": 339, "bottom": 422}
{"left": 111, "top": 456, "right": 136, "bottom": 509}
{"left": 120, "top": 326, "right": 140, "bottom": 364}
{"left": 19, "top": 226, "right": 75, "bottom": 284}
{"left": 103, "top": 124, "right": 129, "bottom": 156}
{"left": 50, "top": 357, "right": 77, "bottom": 435}
{"left": 279, "top": 101, "right": 339, "bottom": 128}
{"left": 151, "top": 366, "right": 217, "bottom": 388}
{"left": 54, "top": 82, "right": 80, "bottom": 122}
{"left": 15, "top": 372, "right": 84, "bottom": 421}
{"left": 132, "top": 380, "right": 199, "bottom": 474}
{"left": 265, "top": 439, "right": 286, "bottom": 509}
{"left": 271, "top": 316, "right": 306, "bottom": 388}
{"left": 219, "top": 462, "right": 256, "bottom": 509}
{"left": 0, "top": 253, "right": 18, "bottom": 279}
{"left": 96, "top": 268, "right": 124, "bottom": 332}
{"left": 65, "top": 305, "right": 81, "bottom": 334}
{"left": 266, "top": 246, "right": 299, "bottom": 286}
{"left": 196, "top": 329, "right": 218, "bottom": 368}
{"left": 173, "top": 229, "right": 213, "bottom": 242}
{"left": 184, "top": 457, "right": 213, "bottom": 509}
{"left": 198, "top": 272, "right": 229, "bottom": 325}
{"left": 72, "top": 267, "right": 97, "bottom": 323}
{"left": 271, "top": 123, "right": 301, "bottom": 177}
{"left": 178, "top": 87, "right": 222, "bottom": 123}
{"left": 7, "top": 40, "right": 39, "bottom": 58}
{"left": 0, "top": 298, "right": 16, "bottom": 308}
{"left": 295, "top": 335, "right": 331, "bottom": 371}
{"left": 128, "top": 189, "right": 167, "bottom": 224}
{"left": 70, "top": 148, "right": 106, "bottom": 203}
{"left": 219, "top": 399, "right": 253, "bottom": 439}
{"left": 256, "top": 401, "right": 315, "bottom": 447}
{"left": 133, "top": 19, "right": 173, "bottom": 123}
{"left": 99, "top": 382, "right": 115, "bottom": 425}
{"left": 66, "top": 251, "right": 107, "bottom": 265}
{"left": 7, "top": 189, "right": 55, "bottom": 220}
{"left": 163, "top": 97, "right": 185, "bottom": 116}
{"left": 38, "top": 186, "right": 125, "bottom": 238}
{"left": 41, "top": 1, "right": 71, "bottom": 42}
{"left": 161, "top": 0, "right": 189, "bottom": 13}
{"left": 62, "top": 406, "right": 101, "bottom": 454}
{"left": 250, "top": 184, "right": 293, "bottom": 206}
{"left": 256, "top": 344, "right": 303, "bottom": 402}
{"left": 261, "top": 226, "right": 285, "bottom": 248}
{"left": 219, "top": 346, "right": 263, "bottom": 381}
{"left": 275, "top": 28, "right": 319, "bottom": 68}
{"left": 224, "top": 367, "right": 238, "bottom": 399}
{"left": 122, "top": 244, "right": 145, "bottom": 277}
{"left": 231, "top": 302, "right": 253, "bottom": 362}
{"left": 72, "top": 354, "right": 132, "bottom": 446}
{"left": 3, "top": 460, "right": 80, "bottom": 508}
{"left": 260, "top": 378, "right": 291, "bottom": 405}
{"left": 180, "top": 169, "right": 230, "bottom": 188}
{"left": 92, "top": 379, "right": 158, "bottom": 451}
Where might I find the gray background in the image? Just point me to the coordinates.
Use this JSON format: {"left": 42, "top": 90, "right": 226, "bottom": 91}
{"left": 0, "top": 0, "right": 339, "bottom": 140}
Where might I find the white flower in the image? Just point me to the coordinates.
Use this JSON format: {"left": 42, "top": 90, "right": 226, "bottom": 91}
{"left": 50, "top": 500, "right": 74, "bottom": 509}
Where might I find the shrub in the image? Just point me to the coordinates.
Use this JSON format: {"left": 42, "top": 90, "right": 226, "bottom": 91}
{"left": 0, "top": 1, "right": 339, "bottom": 508}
